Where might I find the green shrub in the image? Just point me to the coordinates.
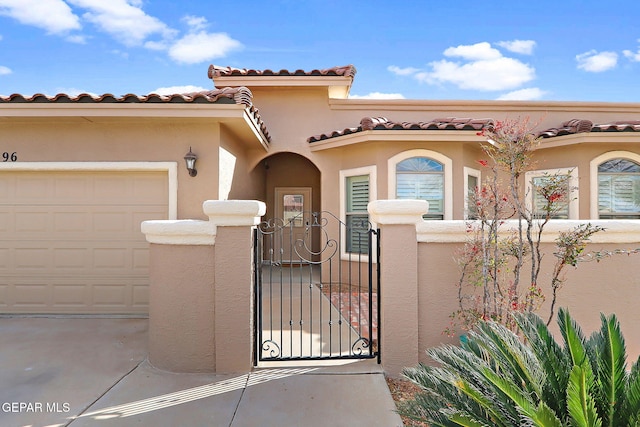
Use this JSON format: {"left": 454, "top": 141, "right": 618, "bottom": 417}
{"left": 399, "top": 308, "right": 640, "bottom": 426}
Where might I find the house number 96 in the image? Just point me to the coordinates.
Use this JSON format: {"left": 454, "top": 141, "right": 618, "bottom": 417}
{"left": 2, "top": 152, "right": 17, "bottom": 162}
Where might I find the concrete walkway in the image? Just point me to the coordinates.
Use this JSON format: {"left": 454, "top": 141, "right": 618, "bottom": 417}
{"left": 0, "top": 317, "right": 403, "bottom": 427}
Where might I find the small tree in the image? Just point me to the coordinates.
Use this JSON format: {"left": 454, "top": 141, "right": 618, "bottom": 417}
{"left": 447, "top": 118, "right": 604, "bottom": 333}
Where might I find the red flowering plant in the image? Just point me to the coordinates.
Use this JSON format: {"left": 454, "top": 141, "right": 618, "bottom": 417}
{"left": 447, "top": 118, "right": 604, "bottom": 335}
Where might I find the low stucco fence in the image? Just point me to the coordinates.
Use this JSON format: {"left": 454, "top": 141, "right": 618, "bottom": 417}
{"left": 141, "top": 200, "right": 640, "bottom": 377}
{"left": 141, "top": 200, "right": 265, "bottom": 373}
{"left": 414, "top": 219, "right": 640, "bottom": 369}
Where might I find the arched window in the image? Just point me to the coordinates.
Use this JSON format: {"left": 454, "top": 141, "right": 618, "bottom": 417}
{"left": 388, "top": 149, "right": 452, "bottom": 219}
{"left": 597, "top": 158, "right": 640, "bottom": 218}
{"left": 396, "top": 157, "right": 444, "bottom": 220}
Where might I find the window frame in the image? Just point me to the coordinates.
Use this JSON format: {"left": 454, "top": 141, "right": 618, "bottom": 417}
{"left": 525, "top": 167, "right": 579, "bottom": 220}
{"left": 388, "top": 150, "right": 453, "bottom": 220}
{"left": 590, "top": 151, "right": 640, "bottom": 219}
{"left": 340, "top": 165, "right": 377, "bottom": 259}
{"left": 463, "top": 166, "right": 481, "bottom": 220}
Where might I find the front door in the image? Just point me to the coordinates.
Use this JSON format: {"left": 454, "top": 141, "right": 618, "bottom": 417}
{"left": 274, "top": 187, "right": 311, "bottom": 263}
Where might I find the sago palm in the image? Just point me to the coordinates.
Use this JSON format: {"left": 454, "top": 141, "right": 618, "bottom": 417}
{"left": 398, "top": 308, "right": 640, "bottom": 426}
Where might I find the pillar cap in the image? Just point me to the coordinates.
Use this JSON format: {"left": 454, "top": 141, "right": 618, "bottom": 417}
{"left": 141, "top": 220, "right": 216, "bottom": 245}
{"left": 368, "top": 199, "right": 429, "bottom": 225}
{"left": 203, "top": 200, "right": 266, "bottom": 226}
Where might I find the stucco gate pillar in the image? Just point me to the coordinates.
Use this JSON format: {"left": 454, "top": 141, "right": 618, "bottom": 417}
{"left": 368, "top": 199, "right": 428, "bottom": 378}
{"left": 141, "top": 200, "right": 265, "bottom": 373}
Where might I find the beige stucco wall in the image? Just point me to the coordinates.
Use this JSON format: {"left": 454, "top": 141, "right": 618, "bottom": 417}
{"left": 220, "top": 125, "right": 264, "bottom": 201}
{"left": 528, "top": 141, "right": 640, "bottom": 219}
{"left": 0, "top": 118, "right": 225, "bottom": 219}
{"left": 314, "top": 139, "right": 470, "bottom": 217}
{"left": 378, "top": 224, "right": 420, "bottom": 376}
{"left": 147, "top": 243, "right": 216, "bottom": 372}
{"left": 233, "top": 85, "right": 640, "bottom": 224}
{"left": 213, "top": 226, "right": 255, "bottom": 373}
{"left": 247, "top": 86, "right": 640, "bottom": 149}
{"left": 417, "top": 240, "right": 640, "bottom": 365}
{"left": 143, "top": 200, "right": 263, "bottom": 373}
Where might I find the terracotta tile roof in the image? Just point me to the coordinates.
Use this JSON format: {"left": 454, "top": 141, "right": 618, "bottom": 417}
{"left": 0, "top": 87, "right": 271, "bottom": 143}
{"left": 245, "top": 106, "right": 271, "bottom": 143}
{"left": 208, "top": 64, "right": 357, "bottom": 80}
{"left": 0, "top": 87, "right": 254, "bottom": 106}
{"left": 538, "top": 119, "right": 640, "bottom": 138}
{"left": 591, "top": 121, "right": 640, "bottom": 132}
{"left": 308, "top": 117, "right": 494, "bottom": 143}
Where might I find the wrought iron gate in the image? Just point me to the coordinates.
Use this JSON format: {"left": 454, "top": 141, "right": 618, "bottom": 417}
{"left": 253, "top": 211, "right": 380, "bottom": 363}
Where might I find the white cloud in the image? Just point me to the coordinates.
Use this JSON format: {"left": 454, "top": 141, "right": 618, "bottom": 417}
{"left": 623, "top": 49, "right": 640, "bottom": 62}
{"left": 387, "top": 65, "right": 421, "bottom": 76}
{"left": 394, "top": 42, "right": 536, "bottom": 92}
{"left": 444, "top": 42, "right": 502, "bottom": 61}
{"left": 165, "top": 16, "right": 242, "bottom": 64}
{"left": 0, "top": 34, "right": 3, "bottom": 41}
{"left": 496, "top": 87, "right": 546, "bottom": 101}
{"left": 497, "top": 40, "right": 536, "bottom": 55}
{"left": 623, "top": 41, "right": 640, "bottom": 62}
{"left": 1, "top": 2, "right": 242, "bottom": 65}
{"left": 152, "top": 85, "right": 208, "bottom": 95}
{"left": 65, "top": 34, "right": 86, "bottom": 44}
{"left": 576, "top": 50, "right": 618, "bottom": 72}
{"left": 67, "top": 0, "right": 176, "bottom": 46}
{"left": 143, "top": 40, "right": 168, "bottom": 51}
{"left": 182, "top": 15, "right": 208, "bottom": 32}
{"left": 168, "top": 31, "right": 242, "bottom": 64}
{"left": 419, "top": 56, "right": 535, "bottom": 91}
{"left": 0, "top": 0, "right": 81, "bottom": 34}
{"left": 0, "top": 65, "right": 11, "bottom": 75}
{"left": 349, "top": 92, "right": 406, "bottom": 100}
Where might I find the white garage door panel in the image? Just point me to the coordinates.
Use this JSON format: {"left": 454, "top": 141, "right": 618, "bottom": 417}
{"left": 1, "top": 277, "right": 150, "bottom": 311}
{"left": 0, "top": 171, "right": 167, "bottom": 314}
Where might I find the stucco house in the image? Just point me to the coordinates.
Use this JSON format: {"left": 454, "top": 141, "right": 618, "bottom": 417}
{"left": 2, "top": 65, "right": 640, "bottom": 364}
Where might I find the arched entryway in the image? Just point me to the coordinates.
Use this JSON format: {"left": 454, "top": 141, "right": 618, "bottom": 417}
{"left": 256, "top": 152, "right": 321, "bottom": 221}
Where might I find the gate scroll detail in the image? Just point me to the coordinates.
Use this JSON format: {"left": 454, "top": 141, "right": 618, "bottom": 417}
{"left": 253, "top": 211, "right": 380, "bottom": 363}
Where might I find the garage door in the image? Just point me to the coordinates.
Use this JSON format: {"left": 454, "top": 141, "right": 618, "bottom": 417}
{"left": 0, "top": 171, "right": 168, "bottom": 314}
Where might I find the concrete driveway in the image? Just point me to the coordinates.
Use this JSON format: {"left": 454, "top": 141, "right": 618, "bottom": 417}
{"left": 0, "top": 317, "right": 402, "bottom": 427}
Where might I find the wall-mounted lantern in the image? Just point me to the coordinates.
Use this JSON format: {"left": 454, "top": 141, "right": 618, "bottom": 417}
{"left": 184, "top": 147, "right": 198, "bottom": 177}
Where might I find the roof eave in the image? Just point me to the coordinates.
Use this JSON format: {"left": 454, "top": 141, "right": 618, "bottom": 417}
{"left": 0, "top": 103, "right": 271, "bottom": 149}
{"left": 309, "top": 130, "right": 483, "bottom": 151}
{"left": 536, "top": 131, "right": 640, "bottom": 149}
{"left": 0, "top": 102, "right": 251, "bottom": 118}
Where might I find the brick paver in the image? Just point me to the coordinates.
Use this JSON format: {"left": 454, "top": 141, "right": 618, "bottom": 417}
{"left": 329, "top": 292, "right": 378, "bottom": 341}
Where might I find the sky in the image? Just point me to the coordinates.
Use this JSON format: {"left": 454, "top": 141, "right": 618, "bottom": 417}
{"left": 1, "top": 0, "right": 640, "bottom": 102}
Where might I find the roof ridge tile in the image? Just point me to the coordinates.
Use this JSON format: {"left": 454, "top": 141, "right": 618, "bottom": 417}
{"left": 208, "top": 64, "right": 357, "bottom": 80}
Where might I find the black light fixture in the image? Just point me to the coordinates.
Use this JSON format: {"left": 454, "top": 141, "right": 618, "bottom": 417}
{"left": 184, "top": 147, "right": 198, "bottom": 177}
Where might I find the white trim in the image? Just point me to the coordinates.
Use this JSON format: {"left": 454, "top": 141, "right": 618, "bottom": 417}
{"left": 590, "top": 151, "right": 640, "bottom": 219}
{"left": 339, "top": 165, "right": 377, "bottom": 261}
{"left": 463, "top": 167, "right": 481, "bottom": 220}
{"left": 0, "top": 102, "right": 247, "bottom": 118}
{"left": 387, "top": 149, "right": 453, "bottom": 220}
{"left": 368, "top": 199, "right": 429, "bottom": 224}
{"left": 0, "top": 161, "right": 178, "bottom": 219}
{"left": 525, "top": 167, "right": 579, "bottom": 220}
{"left": 141, "top": 220, "right": 216, "bottom": 245}
{"left": 416, "top": 219, "right": 640, "bottom": 244}
{"left": 309, "top": 130, "right": 483, "bottom": 151}
{"left": 203, "top": 199, "right": 266, "bottom": 226}
{"left": 141, "top": 200, "right": 266, "bottom": 245}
